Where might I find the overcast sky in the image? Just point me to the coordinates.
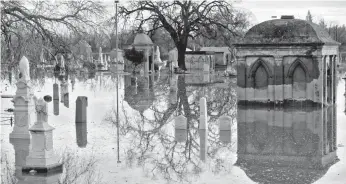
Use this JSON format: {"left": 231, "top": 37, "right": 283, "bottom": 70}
{"left": 233, "top": 0, "right": 346, "bottom": 26}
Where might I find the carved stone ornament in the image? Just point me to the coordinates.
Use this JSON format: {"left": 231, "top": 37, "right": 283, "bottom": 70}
{"left": 19, "top": 56, "right": 30, "bottom": 81}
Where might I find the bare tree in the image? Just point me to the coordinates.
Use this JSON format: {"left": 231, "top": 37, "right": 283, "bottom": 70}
{"left": 119, "top": 0, "right": 249, "bottom": 70}
{"left": 1, "top": 0, "right": 104, "bottom": 67}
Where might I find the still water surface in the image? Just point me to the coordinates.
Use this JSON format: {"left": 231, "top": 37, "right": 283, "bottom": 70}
{"left": 1, "top": 69, "right": 345, "bottom": 184}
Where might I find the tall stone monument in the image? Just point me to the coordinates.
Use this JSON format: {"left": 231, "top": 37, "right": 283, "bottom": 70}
{"left": 10, "top": 56, "right": 35, "bottom": 140}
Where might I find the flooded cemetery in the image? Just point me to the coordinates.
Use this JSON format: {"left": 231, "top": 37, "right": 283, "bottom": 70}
{"left": 1, "top": 1, "right": 346, "bottom": 184}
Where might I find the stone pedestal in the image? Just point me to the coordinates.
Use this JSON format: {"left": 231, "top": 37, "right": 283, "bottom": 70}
{"left": 199, "top": 97, "right": 208, "bottom": 129}
{"left": 21, "top": 171, "right": 62, "bottom": 184}
{"left": 23, "top": 98, "right": 62, "bottom": 173}
{"left": 10, "top": 138, "right": 30, "bottom": 182}
{"left": 10, "top": 79, "right": 35, "bottom": 140}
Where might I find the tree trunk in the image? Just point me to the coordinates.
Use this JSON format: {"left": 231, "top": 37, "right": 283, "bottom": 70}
{"left": 177, "top": 44, "right": 187, "bottom": 71}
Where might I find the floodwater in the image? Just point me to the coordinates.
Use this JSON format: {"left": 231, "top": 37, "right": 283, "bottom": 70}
{"left": 1, "top": 68, "right": 345, "bottom": 184}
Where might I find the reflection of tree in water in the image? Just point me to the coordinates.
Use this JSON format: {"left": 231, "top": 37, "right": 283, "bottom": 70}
{"left": 106, "top": 75, "right": 237, "bottom": 183}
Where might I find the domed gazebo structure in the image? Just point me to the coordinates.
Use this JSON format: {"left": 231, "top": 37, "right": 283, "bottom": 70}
{"left": 235, "top": 16, "right": 341, "bottom": 106}
{"left": 133, "top": 30, "right": 154, "bottom": 76}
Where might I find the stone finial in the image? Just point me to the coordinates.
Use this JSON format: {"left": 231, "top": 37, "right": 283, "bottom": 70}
{"left": 19, "top": 56, "right": 30, "bottom": 81}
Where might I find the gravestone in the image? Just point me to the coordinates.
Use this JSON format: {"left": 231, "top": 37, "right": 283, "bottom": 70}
{"left": 199, "top": 97, "right": 208, "bottom": 129}
{"left": 175, "top": 115, "right": 187, "bottom": 129}
{"left": 10, "top": 56, "right": 34, "bottom": 140}
{"left": 53, "top": 84, "right": 59, "bottom": 101}
{"left": 23, "top": 98, "right": 62, "bottom": 173}
{"left": 76, "top": 96, "right": 88, "bottom": 123}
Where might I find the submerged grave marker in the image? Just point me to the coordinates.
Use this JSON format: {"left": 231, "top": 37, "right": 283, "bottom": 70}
{"left": 23, "top": 98, "right": 62, "bottom": 173}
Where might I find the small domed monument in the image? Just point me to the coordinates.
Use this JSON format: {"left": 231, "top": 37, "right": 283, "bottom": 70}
{"left": 235, "top": 16, "right": 341, "bottom": 106}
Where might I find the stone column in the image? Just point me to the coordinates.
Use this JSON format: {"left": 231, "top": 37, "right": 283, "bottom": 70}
{"left": 274, "top": 56, "right": 283, "bottom": 103}
{"left": 145, "top": 49, "right": 149, "bottom": 77}
{"left": 333, "top": 55, "right": 337, "bottom": 103}
{"left": 151, "top": 46, "right": 155, "bottom": 74}
{"left": 23, "top": 98, "right": 62, "bottom": 173}
{"left": 323, "top": 55, "right": 328, "bottom": 105}
{"left": 330, "top": 55, "right": 334, "bottom": 105}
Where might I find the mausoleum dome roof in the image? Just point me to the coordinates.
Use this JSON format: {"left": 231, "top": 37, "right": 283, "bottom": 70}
{"left": 243, "top": 18, "right": 340, "bottom": 45}
{"left": 133, "top": 33, "right": 153, "bottom": 46}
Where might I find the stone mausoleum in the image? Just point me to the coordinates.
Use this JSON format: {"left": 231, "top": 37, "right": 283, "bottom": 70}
{"left": 235, "top": 16, "right": 341, "bottom": 106}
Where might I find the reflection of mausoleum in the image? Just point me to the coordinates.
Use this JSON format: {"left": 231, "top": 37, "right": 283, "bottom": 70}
{"left": 235, "top": 16, "right": 340, "bottom": 106}
{"left": 124, "top": 75, "right": 155, "bottom": 114}
{"left": 236, "top": 105, "right": 338, "bottom": 183}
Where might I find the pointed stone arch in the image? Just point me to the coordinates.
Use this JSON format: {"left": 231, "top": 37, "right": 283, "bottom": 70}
{"left": 287, "top": 59, "right": 309, "bottom": 99}
{"left": 248, "top": 59, "right": 273, "bottom": 79}
{"left": 287, "top": 59, "right": 309, "bottom": 79}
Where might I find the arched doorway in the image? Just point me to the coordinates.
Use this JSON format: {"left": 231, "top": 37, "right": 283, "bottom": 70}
{"left": 292, "top": 65, "right": 307, "bottom": 100}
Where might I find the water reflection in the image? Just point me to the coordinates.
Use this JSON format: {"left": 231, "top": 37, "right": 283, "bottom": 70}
{"left": 124, "top": 75, "right": 155, "bottom": 114}
{"left": 199, "top": 129, "right": 208, "bottom": 162}
{"left": 236, "top": 104, "right": 338, "bottom": 184}
{"left": 76, "top": 122, "right": 88, "bottom": 148}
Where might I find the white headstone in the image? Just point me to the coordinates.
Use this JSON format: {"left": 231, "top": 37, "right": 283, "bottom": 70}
{"left": 199, "top": 97, "right": 208, "bottom": 129}
{"left": 24, "top": 98, "right": 61, "bottom": 169}
{"left": 19, "top": 56, "right": 30, "bottom": 81}
{"left": 175, "top": 115, "right": 187, "bottom": 130}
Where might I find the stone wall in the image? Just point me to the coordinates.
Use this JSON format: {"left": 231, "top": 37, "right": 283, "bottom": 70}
{"left": 235, "top": 45, "right": 338, "bottom": 105}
